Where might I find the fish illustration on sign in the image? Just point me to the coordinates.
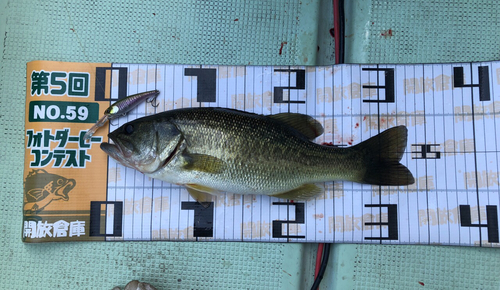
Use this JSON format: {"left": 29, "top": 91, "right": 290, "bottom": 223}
{"left": 23, "top": 169, "right": 76, "bottom": 214}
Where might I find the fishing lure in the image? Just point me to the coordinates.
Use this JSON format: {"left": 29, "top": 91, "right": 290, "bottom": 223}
{"left": 84, "top": 90, "right": 160, "bottom": 140}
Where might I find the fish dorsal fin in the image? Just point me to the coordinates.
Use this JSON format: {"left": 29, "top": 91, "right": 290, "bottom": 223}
{"left": 185, "top": 184, "right": 218, "bottom": 208}
{"left": 270, "top": 183, "right": 323, "bottom": 200}
{"left": 268, "top": 113, "right": 324, "bottom": 140}
{"left": 182, "top": 153, "right": 226, "bottom": 174}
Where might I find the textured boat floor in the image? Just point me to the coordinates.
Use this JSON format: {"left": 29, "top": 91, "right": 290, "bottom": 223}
{"left": 1, "top": 0, "right": 499, "bottom": 289}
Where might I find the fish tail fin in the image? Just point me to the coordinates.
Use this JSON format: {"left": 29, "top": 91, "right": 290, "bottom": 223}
{"left": 354, "top": 126, "right": 415, "bottom": 185}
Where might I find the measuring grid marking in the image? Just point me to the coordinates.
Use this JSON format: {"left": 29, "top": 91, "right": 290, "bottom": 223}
{"left": 99, "top": 62, "right": 500, "bottom": 247}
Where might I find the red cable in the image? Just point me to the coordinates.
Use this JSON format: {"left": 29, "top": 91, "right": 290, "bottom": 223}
{"left": 314, "top": 243, "right": 324, "bottom": 279}
{"left": 313, "top": 2, "right": 339, "bottom": 289}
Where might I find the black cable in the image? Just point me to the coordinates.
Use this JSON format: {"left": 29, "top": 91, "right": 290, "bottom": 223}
{"left": 310, "top": 243, "right": 331, "bottom": 290}
{"left": 338, "top": 0, "right": 345, "bottom": 64}
{"left": 309, "top": 1, "right": 344, "bottom": 289}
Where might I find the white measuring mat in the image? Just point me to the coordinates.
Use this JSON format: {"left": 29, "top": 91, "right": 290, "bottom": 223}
{"left": 99, "top": 61, "right": 499, "bottom": 247}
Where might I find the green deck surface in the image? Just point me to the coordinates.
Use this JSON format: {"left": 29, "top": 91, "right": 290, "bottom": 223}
{"left": 1, "top": 0, "right": 499, "bottom": 289}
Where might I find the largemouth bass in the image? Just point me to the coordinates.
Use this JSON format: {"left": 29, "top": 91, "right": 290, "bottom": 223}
{"left": 101, "top": 108, "right": 414, "bottom": 203}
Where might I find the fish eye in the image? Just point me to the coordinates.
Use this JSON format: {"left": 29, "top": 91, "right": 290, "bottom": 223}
{"left": 124, "top": 124, "right": 134, "bottom": 134}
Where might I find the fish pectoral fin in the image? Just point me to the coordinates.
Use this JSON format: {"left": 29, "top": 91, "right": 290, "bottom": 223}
{"left": 268, "top": 113, "right": 324, "bottom": 140}
{"left": 27, "top": 188, "right": 46, "bottom": 200}
{"left": 183, "top": 153, "right": 226, "bottom": 174}
{"left": 270, "top": 183, "right": 323, "bottom": 200}
{"left": 185, "top": 184, "right": 218, "bottom": 208}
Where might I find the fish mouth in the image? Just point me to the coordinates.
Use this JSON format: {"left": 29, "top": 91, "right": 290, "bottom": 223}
{"left": 56, "top": 179, "right": 75, "bottom": 201}
{"left": 100, "top": 142, "right": 121, "bottom": 158}
{"left": 100, "top": 138, "right": 132, "bottom": 168}
{"left": 101, "top": 131, "right": 184, "bottom": 173}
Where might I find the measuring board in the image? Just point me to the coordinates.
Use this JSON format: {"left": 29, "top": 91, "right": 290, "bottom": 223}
{"left": 23, "top": 60, "right": 499, "bottom": 247}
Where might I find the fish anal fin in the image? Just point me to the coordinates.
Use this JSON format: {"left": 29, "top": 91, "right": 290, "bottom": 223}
{"left": 183, "top": 153, "right": 226, "bottom": 174}
{"left": 269, "top": 113, "right": 324, "bottom": 140}
{"left": 271, "top": 184, "right": 323, "bottom": 200}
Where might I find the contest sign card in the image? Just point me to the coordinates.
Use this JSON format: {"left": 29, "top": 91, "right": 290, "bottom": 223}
{"left": 23, "top": 60, "right": 499, "bottom": 247}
